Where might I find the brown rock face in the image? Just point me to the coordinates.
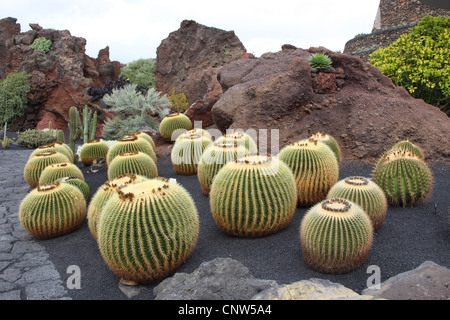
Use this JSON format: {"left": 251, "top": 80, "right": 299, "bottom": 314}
{"left": 211, "top": 46, "right": 450, "bottom": 163}
{"left": 156, "top": 20, "right": 247, "bottom": 128}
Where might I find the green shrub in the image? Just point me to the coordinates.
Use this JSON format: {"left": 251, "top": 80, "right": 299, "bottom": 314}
{"left": 119, "top": 58, "right": 156, "bottom": 89}
{"left": 168, "top": 89, "right": 190, "bottom": 113}
{"left": 31, "top": 37, "right": 52, "bottom": 54}
{"left": 369, "top": 16, "right": 450, "bottom": 115}
{"left": 0, "top": 72, "right": 31, "bottom": 124}
{"left": 17, "top": 129, "right": 55, "bottom": 149}
{"left": 308, "top": 53, "right": 332, "bottom": 70}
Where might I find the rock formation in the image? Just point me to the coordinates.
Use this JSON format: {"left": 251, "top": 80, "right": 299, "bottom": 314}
{"left": 211, "top": 46, "right": 450, "bottom": 163}
{"left": 0, "top": 17, "right": 122, "bottom": 131}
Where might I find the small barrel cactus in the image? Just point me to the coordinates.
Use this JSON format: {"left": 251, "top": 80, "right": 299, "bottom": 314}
{"left": 327, "top": 176, "right": 387, "bottom": 230}
{"left": 126, "top": 131, "right": 156, "bottom": 150}
{"left": 371, "top": 150, "right": 433, "bottom": 207}
{"left": 300, "top": 198, "right": 374, "bottom": 274}
{"left": 57, "top": 176, "right": 91, "bottom": 203}
{"left": 278, "top": 138, "right": 339, "bottom": 207}
{"left": 29, "top": 142, "right": 74, "bottom": 163}
{"left": 19, "top": 182, "right": 86, "bottom": 240}
{"left": 171, "top": 133, "right": 212, "bottom": 175}
{"left": 107, "top": 151, "right": 158, "bottom": 181}
{"left": 106, "top": 135, "right": 157, "bottom": 166}
{"left": 214, "top": 132, "right": 258, "bottom": 153}
{"left": 87, "top": 174, "right": 148, "bottom": 240}
{"left": 24, "top": 150, "right": 70, "bottom": 188}
{"left": 175, "top": 128, "right": 212, "bottom": 143}
{"left": 159, "top": 112, "right": 193, "bottom": 141}
{"left": 197, "top": 142, "right": 248, "bottom": 195}
{"left": 210, "top": 154, "right": 297, "bottom": 238}
{"left": 97, "top": 177, "right": 199, "bottom": 285}
{"left": 38, "top": 162, "right": 85, "bottom": 186}
{"left": 80, "top": 139, "right": 109, "bottom": 167}
{"left": 309, "top": 132, "right": 341, "bottom": 163}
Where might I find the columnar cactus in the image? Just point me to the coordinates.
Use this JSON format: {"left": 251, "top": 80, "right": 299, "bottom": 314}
{"left": 80, "top": 139, "right": 109, "bottom": 167}
{"left": 214, "top": 132, "right": 258, "bottom": 153}
{"left": 197, "top": 142, "right": 248, "bottom": 195}
{"left": 126, "top": 131, "right": 156, "bottom": 150}
{"left": 300, "top": 198, "right": 374, "bottom": 274}
{"left": 107, "top": 151, "right": 158, "bottom": 180}
{"left": 87, "top": 174, "right": 148, "bottom": 240}
{"left": 159, "top": 112, "right": 193, "bottom": 141}
{"left": 327, "top": 176, "right": 387, "bottom": 230}
{"left": 19, "top": 182, "right": 86, "bottom": 240}
{"left": 309, "top": 132, "right": 341, "bottom": 163}
{"left": 57, "top": 177, "right": 91, "bottom": 203}
{"left": 29, "top": 142, "right": 74, "bottom": 163}
{"left": 209, "top": 154, "right": 297, "bottom": 238}
{"left": 171, "top": 133, "right": 212, "bottom": 175}
{"left": 97, "top": 177, "right": 199, "bottom": 285}
{"left": 371, "top": 150, "right": 433, "bottom": 207}
{"left": 24, "top": 151, "right": 70, "bottom": 188}
{"left": 278, "top": 138, "right": 339, "bottom": 207}
{"left": 106, "top": 135, "right": 157, "bottom": 166}
{"left": 39, "top": 162, "right": 85, "bottom": 186}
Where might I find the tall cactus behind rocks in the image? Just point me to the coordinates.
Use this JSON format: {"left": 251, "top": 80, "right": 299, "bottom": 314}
{"left": 82, "top": 105, "right": 98, "bottom": 144}
{"left": 68, "top": 106, "right": 82, "bottom": 163}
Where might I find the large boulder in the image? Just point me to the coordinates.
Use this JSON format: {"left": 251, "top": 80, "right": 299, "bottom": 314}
{"left": 211, "top": 46, "right": 450, "bottom": 163}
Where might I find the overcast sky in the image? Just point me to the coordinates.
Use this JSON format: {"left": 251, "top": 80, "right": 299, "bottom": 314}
{"left": 1, "top": 0, "right": 381, "bottom": 63}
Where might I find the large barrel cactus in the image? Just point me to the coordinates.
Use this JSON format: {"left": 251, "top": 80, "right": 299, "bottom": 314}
{"left": 175, "top": 128, "right": 212, "bottom": 143}
{"left": 214, "top": 132, "right": 258, "bottom": 154}
{"left": 80, "top": 139, "right": 110, "bottom": 167}
{"left": 300, "top": 198, "right": 374, "bottom": 274}
{"left": 171, "top": 133, "right": 212, "bottom": 175}
{"left": 159, "top": 112, "right": 193, "bottom": 141}
{"left": 210, "top": 154, "right": 297, "bottom": 238}
{"left": 97, "top": 177, "right": 199, "bottom": 285}
{"left": 278, "top": 138, "right": 339, "bottom": 207}
{"left": 327, "top": 176, "right": 387, "bottom": 230}
{"left": 38, "top": 162, "right": 85, "bottom": 186}
{"left": 107, "top": 151, "right": 158, "bottom": 180}
{"left": 388, "top": 139, "right": 424, "bottom": 160}
{"left": 309, "top": 132, "right": 341, "bottom": 163}
{"left": 87, "top": 174, "right": 148, "bottom": 240}
{"left": 57, "top": 177, "right": 91, "bottom": 203}
{"left": 24, "top": 151, "right": 70, "bottom": 188}
{"left": 106, "top": 135, "right": 157, "bottom": 166}
{"left": 126, "top": 131, "right": 155, "bottom": 150}
{"left": 371, "top": 150, "right": 433, "bottom": 207}
{"left": 29, "top": 142, "right": 74, "bottom": 163}
{"left": 19, "top": 182, "right": 86, "bottom": 240}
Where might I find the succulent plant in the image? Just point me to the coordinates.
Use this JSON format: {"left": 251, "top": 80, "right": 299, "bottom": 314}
{"left": 97, "top": 177, "right": 199, "bottom": 285}
{"left": 209, "top": 154, "right": 297, "bottom": 238}
{"left": 278, "top": 138, "right": 339, "bottom": 207}
{"left": 300, "top": 198, "right": 374, "bottom": 274}
{"left": 29, "top": 142, "right": 74, "bottom": 163}
{"left": 159, "top": 112, "right": 193, "bottom": 141}
{"left": 171, "top": 133, "right": 212, "bottom": 175}
{"left": 38, "top": 162, "right": 85, "bottom": 186}
{"left": 175, "top": 128, "right": 212, "bottom": 143}
{"left": 24, "top": 150, "right": 70, "bottom": 188}
{"left": 107, "top": 151, "right": 158, "bottom": 180}
{"left": 309, "top": 132, "right": 341, "bottom": 163}
{"left": 327, "top": 176, "right": 387, "bottom": 230}
{"left": 87, "top": 174, "right": 148, "bottom": 240}
{"left": 197, "top": 142, "right": 248, "bottom": 195}
{"left": 106, "top": 135, "right": 157, "bottom": 166}
{"left": 126, "top": 131, "right": 156, "bottom": 150}
{"left": 80, "top": 139, "right": 109, "bottom": 167}
{"left": 57, "top": 176, "right": 91, "bottom": 203}
{"left": 19, "top": 182, "right": 86, "bottom": 240}
{"left": 308, "top": 53, "right": 332, "bottom": 70}
{"left": 388, "top": 139, "right": 424, "bottom": 160}
{"left": 371, "top": 150, "right": 433, "bottom": 207}
{"left": 214, "top": 132, "right": 258, "bottom": 153}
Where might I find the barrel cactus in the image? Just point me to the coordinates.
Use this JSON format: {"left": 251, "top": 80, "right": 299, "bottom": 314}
{"left": 126, "top": 131, "right": 155, "bottom": 150}
{"left": 107, "top": 151, "right": 158, "bottom": 180}
{"left": 39, "top": 162, "right": 85, "bottom": 186}
{"left": 210, "top": 154, "right": 297, "bottom": 238}
{"left": 327, "top": 176, "right": 387, "bottom": 230}
{"left": 214, "top": 132, "right": 258, "bottom": 153}
{"left": 371, "top": 150, "right": 433, "bottom": 207}
{"left": 171, "top": 133, "right": 212, "bottom": 175}
{"left": 19, "top": 182, "right": 86, "bottom": 240}
{"left": 197, "top": 142, "right": 248, "bottom": 195}
{"left": 29, "top": 142, "right": 74, "bottom": 163}
{"left": 57, "top": 177, "right": 91, "bottom": 203}
{"left": 278, "top": 138, "right": 339, "bottom": 207}
{"left": 24, "top": 151, "right": 70, "bottom": 188}
{"left": 97, "top": 177, "right": 199, "bottom": 285}
{"left": 159, "top": 112, "right": 193, "bottom": 141}
{"left": 80, "top": 139, "right": 109, "bottom": 167}
{"left": 309, "top": 132, "right": 341, "bottom": 163}
{"left": 388, "top": 139, "right": 424, "bottom": 160}
{"left": 106, "top": 135, "right": 157, "bottom": 166}
{"left": 175, "top": 128, "right": 212, "bottom": 143}
{"left": 300, "top": 198, "right": 374, "bottom": 274}
{"left": 87, "top": 174, "right": 148, "bottom": 240}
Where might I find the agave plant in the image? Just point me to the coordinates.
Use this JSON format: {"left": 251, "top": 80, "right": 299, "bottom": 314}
{"left": 308, "top": 53, "right": 332, "bottom": 70}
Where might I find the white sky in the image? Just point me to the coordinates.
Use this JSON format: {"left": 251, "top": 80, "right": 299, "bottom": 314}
{"left": 1, "top": 0, "right": 381, "bottom": 63}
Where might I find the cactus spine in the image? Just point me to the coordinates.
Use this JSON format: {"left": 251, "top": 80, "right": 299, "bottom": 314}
{"left": 278, "top": 138, "right": 339, "bottom": 207}
{"left": 309, "top": 132, "right": 341, "bottom": 163}
{"left": 171, "top": 133, "right": 212, "bottom": 175}
{"left": 57, "top": 177, "right": 91, "bottom": 203}
{"left": 80, "top": 139, "right": 109, "bottom": 167}
{"left": 24, "top": 151, "right": 70, "bottom": 188}
{"left": 159, "top": 112, "right": 193, "bottom": 141}
{"left": 97, "top": 177, "right": 199, "bottom": 285}
{"left": 214, "top": 132, "right": 258, "bottom": 154}
{"left": 106, "top": 135, "right": 157, "bottom": 166}
{"left": 39, "top": 162, "right": 85, "bottom": 186}
{"left": 19, "top": 182, "right": 86, "bottom": 240}
{"left": 209, "top": 154, "right": 297, "bottom": 237}
{"left": 108, "top": 151, "right": 158, "bottom": 180}
{"left": 327, "top": 176, "right": 387, "bottom": 230}
{"left": 300, "top": 198, "right": 374, "bottom": 274}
